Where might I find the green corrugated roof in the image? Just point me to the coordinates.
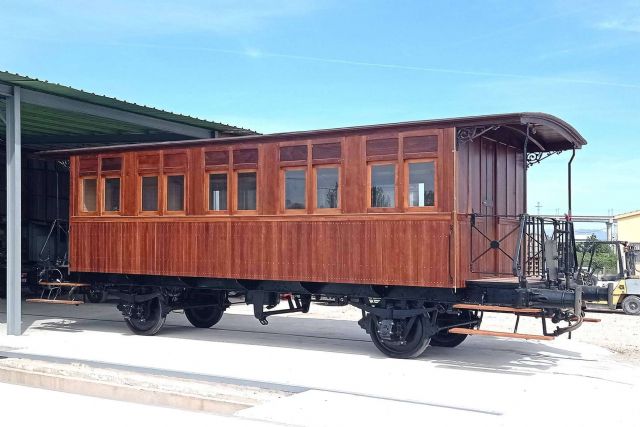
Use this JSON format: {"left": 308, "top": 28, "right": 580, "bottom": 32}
{"left": 0, "top": 70, "right": 256, "bottom": 140}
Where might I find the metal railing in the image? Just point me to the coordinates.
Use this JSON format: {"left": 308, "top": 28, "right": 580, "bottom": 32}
{"left": 471, "top": 213, "right": 577, "bottom": 286}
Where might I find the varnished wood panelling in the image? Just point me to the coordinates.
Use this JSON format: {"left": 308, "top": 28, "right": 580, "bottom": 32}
{"left": 342, "top": 136, "right": 366, "bottom": 213}
{"left": 279, "top": 145, "right": 308, "bottom": 162}
{"left": 366, "top": 137, "right": 398, "bottom": 158}
{"left": 78, "top": 156, "right": 98, "bottom": 176}
{"left": 259, "top": 144, "right": 279, "bottom": 215}
{"left": 233, "top": 148, "right": 259, "bottom": 166}
{"left": 122, "top": 152, "right": 136, "bottom": 216}
{"left": 137, "top": 153, "right": 161, "bottom": 171}
{"left": 71, "top": 218, "right": 453, "bottom": 287}
{"left": 204, "top": 150, "right": 229, "bottom": 167}
{"left": 163, "top": 152, "right": 188, "bottom": 169}
{"left": 101, "top": 156, "right": 122, "bottom": 172}
{"left": 190, "top": 149, "right": 205, "bottom": 215}
{"left": 403, "top": 135, "right": 438, "bottom": 155}
{"left": 312, "top": 142, "right": 341, "bottom": 160}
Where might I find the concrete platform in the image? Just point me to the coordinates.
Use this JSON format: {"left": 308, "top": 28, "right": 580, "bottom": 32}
{"left": 1, "top": 300, "right": 639, "bottom": 426}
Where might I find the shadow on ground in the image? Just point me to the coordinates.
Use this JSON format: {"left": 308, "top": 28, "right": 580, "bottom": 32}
{"left": 0, "top": 299, "right": 591, "bottom": 378}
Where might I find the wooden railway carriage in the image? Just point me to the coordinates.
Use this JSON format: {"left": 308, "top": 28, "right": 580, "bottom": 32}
{"left": 44, "top": 112, "right": 608, "bottom": 358}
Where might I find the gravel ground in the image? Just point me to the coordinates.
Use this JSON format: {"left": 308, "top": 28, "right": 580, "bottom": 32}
{"left": 299, "top": 302, "right": 640, "bottom": 365}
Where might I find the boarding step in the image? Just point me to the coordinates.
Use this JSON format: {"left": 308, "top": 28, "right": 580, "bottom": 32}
{"left": 26, "top": 298, "right": 84, "bottom": 306}
{"left": 570, "top": 316, "right": 601, "bottom": 323}
{"left": 39, "top": 281, "right": 90, "bottom": 287}
{"left": 452, "top": 303, "right": 542, "bottom": 314}
{"left": 448, "top": 327, "right": 554, "bottom": 341}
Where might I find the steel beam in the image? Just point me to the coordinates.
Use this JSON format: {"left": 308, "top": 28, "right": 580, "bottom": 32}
{"left": 20, "top": 88, "right": 213, "bottom": 139}
{"left": 0, "top": 82, "right": 12, "bottom": 97}
{"left": 5, "top": 86, "right": 22, "bottom": 335}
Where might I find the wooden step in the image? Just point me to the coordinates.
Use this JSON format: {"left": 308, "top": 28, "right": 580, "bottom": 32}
{"left": 448, "top": 327, "right": 554, "bottom": 341}
{"left": 26, "top": 298, "right": 84, "bottom": 305}
{"left": 452, "top": 303, "right": 543, "bottom": 314}
{"left": 39, "top": 281, "right": 90, "bottom": 288}
{"left": 569, "top": 316, "right": 601, "bottom": 323}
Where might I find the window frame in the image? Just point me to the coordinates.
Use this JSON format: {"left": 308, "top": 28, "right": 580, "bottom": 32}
{"left": 367, "top": 160, "right": 399, "bottom": 212}
{"left": 233, "top": 168, "right": 258, "bottom": 215}
{"left": 79, "top": 176, "right": 98, "bottom": 215}
{"left": 163, "top": 173, "right": 186, "bottom": 215}
{"left": 280, "top": 166, "right": 308, "bottom": 214}
{"left": 205, "top": 171, "right": 230, "bottom": 214}
{"left": 404, "top": 158, "right": 438, "bottom": 211}
{"left": 312, "top": 164, "right": 341, "bottom": 213}
{"left": 138, "top": 174, "right": 160, "bottom": 215}
{"left": 100, "top": 174, "right": 122, "bottom": 215}
{"left": 203, "top": 146, "right": 232, "bottom": 215}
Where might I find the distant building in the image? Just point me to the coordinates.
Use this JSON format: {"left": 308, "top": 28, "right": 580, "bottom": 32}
{"left": 615, "top": 210, "right": 640, "bottom": 243}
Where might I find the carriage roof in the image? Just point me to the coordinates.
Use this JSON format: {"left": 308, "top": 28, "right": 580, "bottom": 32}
{"left": 40, "top": 112, "right": 585, "bottom": 158}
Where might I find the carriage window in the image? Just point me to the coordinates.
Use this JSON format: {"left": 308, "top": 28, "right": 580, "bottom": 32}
{"left": 141, "top": 176, "right": 158, "bottom": 211}
{"left": 408, "top": 161, "right": 435, "bottom": 207}
{"left": 103, "top": 178, "right": 120, "bottom": 212}
{"left": 209, "top": 173, "right": 228, "bottom": 211}
{"left": 316, "top": 167, "right": 339, "bottom": 209}
{"left": 166, "top": 175, "right": 184, "bottom": 211}
{"left": 237, "top": 171, "right": 257, "bottom": 211}
{"left": 82, "top": 178, "right": 97, "bottom": 212}
{"left": 370, "top": 164, "right": 395, "bottom": 208}
{"left": 284, "top": 169, "right": 306, "bottom": 210}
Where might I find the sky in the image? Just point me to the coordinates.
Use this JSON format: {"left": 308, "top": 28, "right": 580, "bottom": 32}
{"left": 1, "top": 0, "right": 639, "bottom": 219}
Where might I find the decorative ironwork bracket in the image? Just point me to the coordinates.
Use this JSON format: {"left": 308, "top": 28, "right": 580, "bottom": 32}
{"left": 526, "top": 151, "right": 563, "bottom": 167}
{"left": 456, "top": 125, "right": 500, "bottom": 149}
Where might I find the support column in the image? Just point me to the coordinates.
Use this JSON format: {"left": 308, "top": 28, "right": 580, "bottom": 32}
{"left": 5, "top": 86, "right": 21, "bottom": 335}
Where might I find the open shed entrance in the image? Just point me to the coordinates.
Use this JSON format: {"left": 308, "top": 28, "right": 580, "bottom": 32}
{"left": 0, "top": 71, "right": 254, "bottom": 335}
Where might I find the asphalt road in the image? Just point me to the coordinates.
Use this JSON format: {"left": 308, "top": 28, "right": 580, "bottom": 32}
{"left": 1, "top": 300, "right": 639, "bottom": 426}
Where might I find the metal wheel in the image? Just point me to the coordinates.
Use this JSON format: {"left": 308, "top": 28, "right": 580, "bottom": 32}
{"left": 622, "top": 295, "right": 640, "bottom": 315}
{"left": 185, "top": 306, "right": 224, "bottom": 328}
{"left": 124, "top": 297, "right": 166, "bottom": 336}
{"left": 369, "top": 314, "right": 431, "bottom": 359}
{"left": 430, "top": 330, "right": 468, "bottom": 348}
{"left": 430, "top": 311, "right": 473, "bottom": 348}
{"left": 87, "top": 288, "right": 106, "bottom": 303}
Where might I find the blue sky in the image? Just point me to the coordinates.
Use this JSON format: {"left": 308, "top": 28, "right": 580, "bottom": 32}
{"left": 2, "top": 0, "right": 639, "bottom": 218}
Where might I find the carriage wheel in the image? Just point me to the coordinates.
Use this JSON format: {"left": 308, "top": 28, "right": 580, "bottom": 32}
{"left": 124, "top": 297, "right": 166, "bottom": 336}
{"left": 429, "top": 329, "right": 468, "bottom": 347}
{"left": 430, "top": 311, "right": 473, "bottom": 348}
{"left": 185, "top": 305, "right": 224, "bottom": 328}
{"left": 369, "top": 314, "right": 431, "bottom": 359}
{"left": 87, "top": 288, "right": 106, "bottom": 303}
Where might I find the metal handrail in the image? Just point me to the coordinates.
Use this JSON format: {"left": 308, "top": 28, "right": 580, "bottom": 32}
{"left": 471, "top": 213, "right": 577, "bottom": 285}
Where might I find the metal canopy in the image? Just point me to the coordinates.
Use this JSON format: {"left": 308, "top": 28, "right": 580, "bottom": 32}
{"left": 0, "top": 70, "right": 256, "bottom": 152}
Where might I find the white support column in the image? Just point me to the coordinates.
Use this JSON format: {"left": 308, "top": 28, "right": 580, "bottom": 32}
{"left": 5, "top": 86, "right": 22, "bottom": 336}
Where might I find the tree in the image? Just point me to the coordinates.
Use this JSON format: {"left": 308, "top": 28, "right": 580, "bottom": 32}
{"left": 576, "top": 234, "right": 618, "bottom": 277}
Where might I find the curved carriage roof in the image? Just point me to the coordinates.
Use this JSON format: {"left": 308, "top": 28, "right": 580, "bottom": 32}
{"left": 40, "top": 112, "right": 586, "bottom": 157}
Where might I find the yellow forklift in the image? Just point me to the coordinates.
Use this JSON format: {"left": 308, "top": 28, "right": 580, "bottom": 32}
{"left": 578, "top": 241, "right": 640, "bottom": 315}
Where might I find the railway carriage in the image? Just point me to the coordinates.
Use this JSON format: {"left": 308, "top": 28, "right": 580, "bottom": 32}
{"left": 43, "top": 112, "right": 608, "bottom": 358}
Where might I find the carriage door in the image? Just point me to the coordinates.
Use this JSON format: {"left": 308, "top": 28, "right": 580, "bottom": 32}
{"left": 470, "top": 137, "right": 500, "bottom": 275}
{"left": 481, "top": 138, "right": 498, "bottom": 272}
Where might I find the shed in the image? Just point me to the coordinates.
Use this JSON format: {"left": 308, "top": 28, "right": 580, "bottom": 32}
{"left": 0, "top": 71, "right": 255, "bottom": 335}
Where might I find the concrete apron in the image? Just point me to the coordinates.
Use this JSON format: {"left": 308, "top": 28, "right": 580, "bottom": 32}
{"left": 0, "top": 356, "right": 290, "bottom": 415}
